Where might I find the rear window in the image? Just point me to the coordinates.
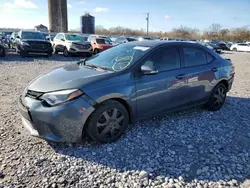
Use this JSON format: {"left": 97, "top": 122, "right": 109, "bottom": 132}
{"left": 96, "top": 38, "right": 111, "bottom": 44}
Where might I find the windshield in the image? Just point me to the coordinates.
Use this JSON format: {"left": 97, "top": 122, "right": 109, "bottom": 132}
{"left": 85, "top": 43, "right": 151, "bottom": 71}
{"left": 21, "top": 32, "right": 45, "bottom": 40}
{"left": 65, "top": 34, "right": 83, "bottom": 41}
{"left": 96, "top": 38, "right": 112, "bottom": 45}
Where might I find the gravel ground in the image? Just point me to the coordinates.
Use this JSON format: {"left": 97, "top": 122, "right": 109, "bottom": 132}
{"left": 0, "top": 51, "right": 250, "bottom": 188}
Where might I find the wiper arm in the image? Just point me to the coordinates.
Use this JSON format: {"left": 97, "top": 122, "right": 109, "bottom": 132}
{"left": 77, "top": 59, "right": 87, "bottom": 65}
{"left": 85, "top": 63, "right": 108, "bottom": 71}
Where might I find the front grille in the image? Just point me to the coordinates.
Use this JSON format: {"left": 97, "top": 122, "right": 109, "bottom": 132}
{"left": 26, "top": 90, "right": 44, "bottom": 99}
{"left": 73, "top": 43, "right": 91, "bottom": 49}
{"left": 27, "top": 41, "right": 51, "bottom": 49}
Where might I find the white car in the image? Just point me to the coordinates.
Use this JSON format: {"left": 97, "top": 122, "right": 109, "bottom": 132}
{"left": 230, "top": 43, "right": 250, "bottom": 52}
{"left": 53, "top": 33, "right": 93, "bottom": 57}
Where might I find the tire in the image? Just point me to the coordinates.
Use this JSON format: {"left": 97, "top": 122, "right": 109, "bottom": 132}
{"left": 47, "top": 52, "right": 52, "bottom": 57}
{"left": 20, "top": 50, "right": 27, "bottom": 58}
{"left": 233, "top": 48, "right": 237, "bottom": 52}
{"left": 53, "top": 45, "right": 58, "bottom": 54}
{"left": 63, "top": 47, "right": 70, "bottom": 57}
{"left": 205, "top": 83, "right": 227, "bottom": 111}
{"left": 0, "top": 48, "right": 6, "bottom": 57}
{"left": 86, "top": 100, "right": 129, "bottom": 143}
{"left": 94, "top": 48, "right": 98, "bottom": 55}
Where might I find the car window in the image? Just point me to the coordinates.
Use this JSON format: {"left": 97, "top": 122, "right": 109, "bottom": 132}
{"left": 55, "top": 34, "right": 63, "bottom": 40}
{"left": 143, "top": 47, "right": 180, "bottom": 72}
{"left": 206, "top": 53, "right": 215, "bottom": 63}
{"left": 183, "top": 47, "right": 207, "bottom": 67}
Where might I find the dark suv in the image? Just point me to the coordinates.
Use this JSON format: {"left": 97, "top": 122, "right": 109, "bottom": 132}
{"left": 15, "top": 30, "right": 53, "bottom": 57}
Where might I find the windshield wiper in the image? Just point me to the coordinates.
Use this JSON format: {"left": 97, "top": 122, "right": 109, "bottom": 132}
{"left": 85, "top": 63, "right": 109, "bottom": 71}
{"left": 77, "top": 59, "right": 87, "bottom": 66}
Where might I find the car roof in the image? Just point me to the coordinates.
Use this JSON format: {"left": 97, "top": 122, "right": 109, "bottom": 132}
{"left": 127, "top": 40, "right": 205, "bottom": 47}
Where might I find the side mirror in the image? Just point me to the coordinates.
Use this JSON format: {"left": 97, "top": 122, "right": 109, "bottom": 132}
{"left": 93, "top": 42, "right": 96, "bottom": 45}
{"left": 11, "top": 37, "right": 13, "bottom": 40}
{"left": 61, "top": 38, "right": 65, "bottom": 41}
{"left": 141, "top": 64, "right": 158, "bottom": 75}
{"left": 1, "top": 36, "right": 4, "bottom": 39}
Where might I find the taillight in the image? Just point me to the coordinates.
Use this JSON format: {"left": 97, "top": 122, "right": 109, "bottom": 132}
{"left": 231, "top": 65, "right": 235, "bottom": 71}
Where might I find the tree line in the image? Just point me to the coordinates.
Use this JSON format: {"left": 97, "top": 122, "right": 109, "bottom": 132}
{"left": 95, "top": 23, "right": 250, "bottom": 42}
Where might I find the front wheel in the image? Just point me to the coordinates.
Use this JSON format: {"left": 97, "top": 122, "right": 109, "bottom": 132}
{"left": 63, "top": 48, "right": 70, "bottom": 57}
{"left": 94, "top": 48, "right": 98, "bottom": 55}
{"left": 0, "top": 48, "right": 6, "bottom": 57}
{"left": 47, "top": 52, "right": 52, "bottom": 57}
{"left": 205, "top": 83, "right": 227, "bottom": 111}
{"left": 86, "top": 100, "right": 129, "bottom": 143}
{"left": 20, "top": 50, "right": 27, "bottom": 58}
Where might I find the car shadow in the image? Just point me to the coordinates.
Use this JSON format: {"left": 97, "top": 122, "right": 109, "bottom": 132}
{"left": 0, "top": 49, "right": 88, "bottom": 62}
{"left": 222, "top": 51, "right": 233, "bottom": 54}
{"left": 49, "top": 96, "right": 250, "bottom": 183}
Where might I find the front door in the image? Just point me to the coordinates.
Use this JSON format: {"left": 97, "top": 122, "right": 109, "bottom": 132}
{"left": 135, "top": 46, "right": 187, "bottom": 119}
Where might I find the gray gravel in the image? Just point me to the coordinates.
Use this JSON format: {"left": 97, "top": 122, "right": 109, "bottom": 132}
{"left": 0, "top": 51, "right": 250, "bottom": 187}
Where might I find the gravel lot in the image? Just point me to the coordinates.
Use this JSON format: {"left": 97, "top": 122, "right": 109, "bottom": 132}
{"left": 0, "top": 51, "right": 250, "bottom": 188}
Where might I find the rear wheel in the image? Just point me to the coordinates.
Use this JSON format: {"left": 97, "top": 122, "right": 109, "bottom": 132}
{"left": 86, "top": 100, "right": 129, "bottom": 143}
{"left": 205, "top": 83, "right": 227, "bottom": 111}
{"left": 233, "top": 48, "right": 237, "bottom": 52}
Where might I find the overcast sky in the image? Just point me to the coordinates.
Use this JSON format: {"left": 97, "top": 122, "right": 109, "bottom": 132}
{"left": 0, "top": 0, "right": 249, "bottom": 31}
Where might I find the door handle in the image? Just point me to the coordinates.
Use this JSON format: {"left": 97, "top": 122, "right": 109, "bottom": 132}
{"left": 176, "top": 74, "right": 185, "bottom": 79}
{"left": 211, "top": 67, "right": 218, "bottom": 72}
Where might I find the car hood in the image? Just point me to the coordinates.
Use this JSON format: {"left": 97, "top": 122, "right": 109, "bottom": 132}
{"left": 28, "top": 63, "right": 112, "bottom": 92}
{"left": 22, "top": 39, "right": 50, "bottom": 43}
{"left": 66, "top": 40, "right": 90, "bottom": 45}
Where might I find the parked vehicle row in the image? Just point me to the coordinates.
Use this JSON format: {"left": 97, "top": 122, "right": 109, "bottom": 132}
{"left": 1, "top": 30, "right": 250, "bottom": 58}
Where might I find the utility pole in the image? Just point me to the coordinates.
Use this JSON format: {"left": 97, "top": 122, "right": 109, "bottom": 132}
{"left": 146, "top": 13, "right": 149, "bottom": 36}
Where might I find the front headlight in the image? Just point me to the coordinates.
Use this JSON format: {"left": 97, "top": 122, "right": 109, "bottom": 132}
{"left": 21, "top": 42, "right": 30, "bottom": 46}
{"left": 40, "top": 89, "right": 84, "bottom": 106}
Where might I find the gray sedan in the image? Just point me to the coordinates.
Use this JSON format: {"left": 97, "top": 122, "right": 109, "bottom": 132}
{"left": 18, "top": 41, "right": 235, "bottom": 143}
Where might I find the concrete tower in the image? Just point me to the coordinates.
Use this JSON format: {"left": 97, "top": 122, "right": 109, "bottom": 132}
{"left": 48, "top": 0, "right": 68, "bottom": 33}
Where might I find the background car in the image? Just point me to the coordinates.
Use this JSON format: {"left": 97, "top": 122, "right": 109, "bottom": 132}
{"left": 10, "top": 31, "right": 18, "bottom": 49}
{"left": 230, "top": 43, "right": 250, "bottom": 52}
{"left": 53, "top": 33, "right": 92, "bottom": 57}
{"left": 88, "top": 34, "right": 117, "bottom": 46}
{"left": 203, "top": 42, "right": 222, "bottom": 54}
{"left": 0, "top": 37, "right": 6, "bottom": 57}
{"left": 90, "top": 37, "right": 113, "bottom": 54}
{"left": 15, "top": 30, "right": 53, "bottom": 57}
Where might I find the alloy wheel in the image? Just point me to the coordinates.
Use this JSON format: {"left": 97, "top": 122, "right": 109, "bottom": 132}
{"left": 96, "top": 108, "right": 124, "bottom": 139}
{"left": 213, "top": 86, "right": 226, "bottom": 108}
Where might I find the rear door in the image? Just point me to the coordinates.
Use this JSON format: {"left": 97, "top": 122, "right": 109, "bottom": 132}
{"left": 135, "top": 46, "right": 187, "bottom": 119}
{"left": 179, "top": 46, "right": 217, "bottom": 104}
